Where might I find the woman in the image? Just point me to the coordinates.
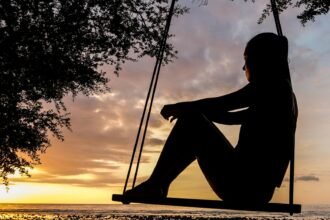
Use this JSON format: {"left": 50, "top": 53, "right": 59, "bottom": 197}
{"left": 125, "top": 32, "right": 298, "bottom": 204}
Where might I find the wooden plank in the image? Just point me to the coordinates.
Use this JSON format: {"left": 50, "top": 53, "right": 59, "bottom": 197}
{"left": 112, "top": 194, "right": 301, "bottom": 214}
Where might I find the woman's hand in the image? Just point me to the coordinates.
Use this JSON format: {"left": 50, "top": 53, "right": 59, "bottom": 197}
{"left": 161, "top": 104, "right": 179, "bottom": 122}
{"left": 161, "top": 102, "right": 191, "bottom": 122}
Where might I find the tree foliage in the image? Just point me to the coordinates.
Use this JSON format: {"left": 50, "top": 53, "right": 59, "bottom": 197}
{"left": 248, "top": 0, "right": 330, "bottom": 25}
{"left": 0, "top": 0, "right": 187, "bottom": 187}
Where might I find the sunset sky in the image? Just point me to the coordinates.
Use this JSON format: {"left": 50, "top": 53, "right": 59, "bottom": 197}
{"left": 1, "top": 1, "right": 330, "bottom": 205}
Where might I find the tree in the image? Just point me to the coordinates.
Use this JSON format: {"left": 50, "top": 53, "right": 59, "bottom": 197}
{"left": 243, "top": 0, "right": 330, "bottom": 25}
{"left": 295, "top": 0, "right": 330, "bottom": 25}
{"left": 0, "top": 0, "right": 187, "bottom": 187}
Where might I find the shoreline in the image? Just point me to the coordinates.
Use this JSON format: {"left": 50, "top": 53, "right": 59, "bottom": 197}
{"left": 0, "top": 213, "right": 329, "bottom": 220}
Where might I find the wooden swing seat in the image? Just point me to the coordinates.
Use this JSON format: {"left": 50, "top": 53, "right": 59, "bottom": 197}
{"left": 112, "top": 194, "right": 301, "bottom": 214}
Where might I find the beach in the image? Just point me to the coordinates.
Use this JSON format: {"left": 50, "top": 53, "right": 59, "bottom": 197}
{"left": 0, "top": 204, "right": 329, "bottom": 220}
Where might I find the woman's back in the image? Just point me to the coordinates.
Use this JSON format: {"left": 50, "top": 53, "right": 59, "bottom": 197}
{"left": 236, "top": 79, "right": 298, "bottom": 188}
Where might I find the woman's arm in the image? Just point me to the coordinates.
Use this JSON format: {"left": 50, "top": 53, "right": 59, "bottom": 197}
{"left": 192, "top": 83, "right": 254, "bottom": 111}
{"left": 203, "top": 108, "right": 249, "bottom": 125}
{"left": 161, "top": 83, "right": 255, "bottom": 122}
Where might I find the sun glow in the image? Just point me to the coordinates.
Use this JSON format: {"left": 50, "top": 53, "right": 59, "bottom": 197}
{"left": 58, "top": 173, "right": 96, "bottom": 181}
{"left": 0, "top": 182, "right": 118, "bottom": 204}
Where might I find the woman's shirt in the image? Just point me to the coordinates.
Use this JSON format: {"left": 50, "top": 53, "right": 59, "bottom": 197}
{"left": 236, "top": 80, "right": 298, "bottom": 187}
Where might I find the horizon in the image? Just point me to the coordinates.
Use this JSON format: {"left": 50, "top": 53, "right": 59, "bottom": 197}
{"left": 0, "top": 202, "right": 329, "bottom": 207}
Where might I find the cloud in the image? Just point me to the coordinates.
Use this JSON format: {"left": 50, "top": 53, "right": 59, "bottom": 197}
{"left": 284, "top": 174, "right": 320, "bottom": 182}
{"left": 30, "top": 2, "right": 252, "bottom": 188}
{"left": 296, "top": 175, "right": 320, "bottom": 182}
{"left": 289, "top": 44, "right": 320, "bottom": 83}
{"left": 13, "top": 1, "right": 330, "bottom": 194}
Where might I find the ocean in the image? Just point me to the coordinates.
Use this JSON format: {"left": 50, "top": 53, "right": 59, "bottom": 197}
{"left": 0, "top": 203, "right": 329, "bottom": 219}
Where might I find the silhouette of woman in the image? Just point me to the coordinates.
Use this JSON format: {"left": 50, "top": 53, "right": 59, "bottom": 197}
{"left": 125, "top": 32, "right": 298, "bottom": 204}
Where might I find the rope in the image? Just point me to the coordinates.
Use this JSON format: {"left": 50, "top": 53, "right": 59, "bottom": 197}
{"left": 123, "top": 0, "right": 177, "bottom": 193}
{"left": 270, "top": 0, "right": 295, "bottom": 213}
{"left": 270, "top": 0, "right": 283, "bottom": 36}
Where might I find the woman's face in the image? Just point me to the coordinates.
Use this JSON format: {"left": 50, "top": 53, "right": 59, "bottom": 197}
{"left": 243, "top": 53, "right": 251, "bottom": 82}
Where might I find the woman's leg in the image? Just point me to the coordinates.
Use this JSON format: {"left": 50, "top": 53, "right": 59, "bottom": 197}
{"left": 125, "top": 112, "right": 235, "bottom": 198}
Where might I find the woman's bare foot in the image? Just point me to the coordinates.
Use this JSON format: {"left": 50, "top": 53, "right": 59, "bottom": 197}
{"left": 124, "top": 180, "right": 168, "bottom": 199}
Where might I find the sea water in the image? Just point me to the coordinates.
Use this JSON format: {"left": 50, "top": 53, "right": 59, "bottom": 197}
{"left": 0, "top": 203, "right": 329, "bottom": 219}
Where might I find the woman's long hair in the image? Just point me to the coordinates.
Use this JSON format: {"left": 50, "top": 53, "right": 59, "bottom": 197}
{"left": 245, "top": 32, "right": 291, "bottom": 84}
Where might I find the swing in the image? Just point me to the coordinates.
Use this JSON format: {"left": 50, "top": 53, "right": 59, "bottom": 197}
{"left": 112, "top": 0, "right": 302, "bottom": 215}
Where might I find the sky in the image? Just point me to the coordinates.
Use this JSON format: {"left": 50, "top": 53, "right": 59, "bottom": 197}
{"left": 1, "top": 0, "right": 330, "bottom": 205}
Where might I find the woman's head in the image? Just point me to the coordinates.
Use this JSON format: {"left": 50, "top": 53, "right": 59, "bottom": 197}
{"left": 243, "top": 32, "right": 290, "bottom": 83}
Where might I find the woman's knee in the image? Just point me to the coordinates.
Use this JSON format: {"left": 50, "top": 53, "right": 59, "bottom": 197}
{"left": 175, "top": 112, "right": 218, "bottom": 138}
